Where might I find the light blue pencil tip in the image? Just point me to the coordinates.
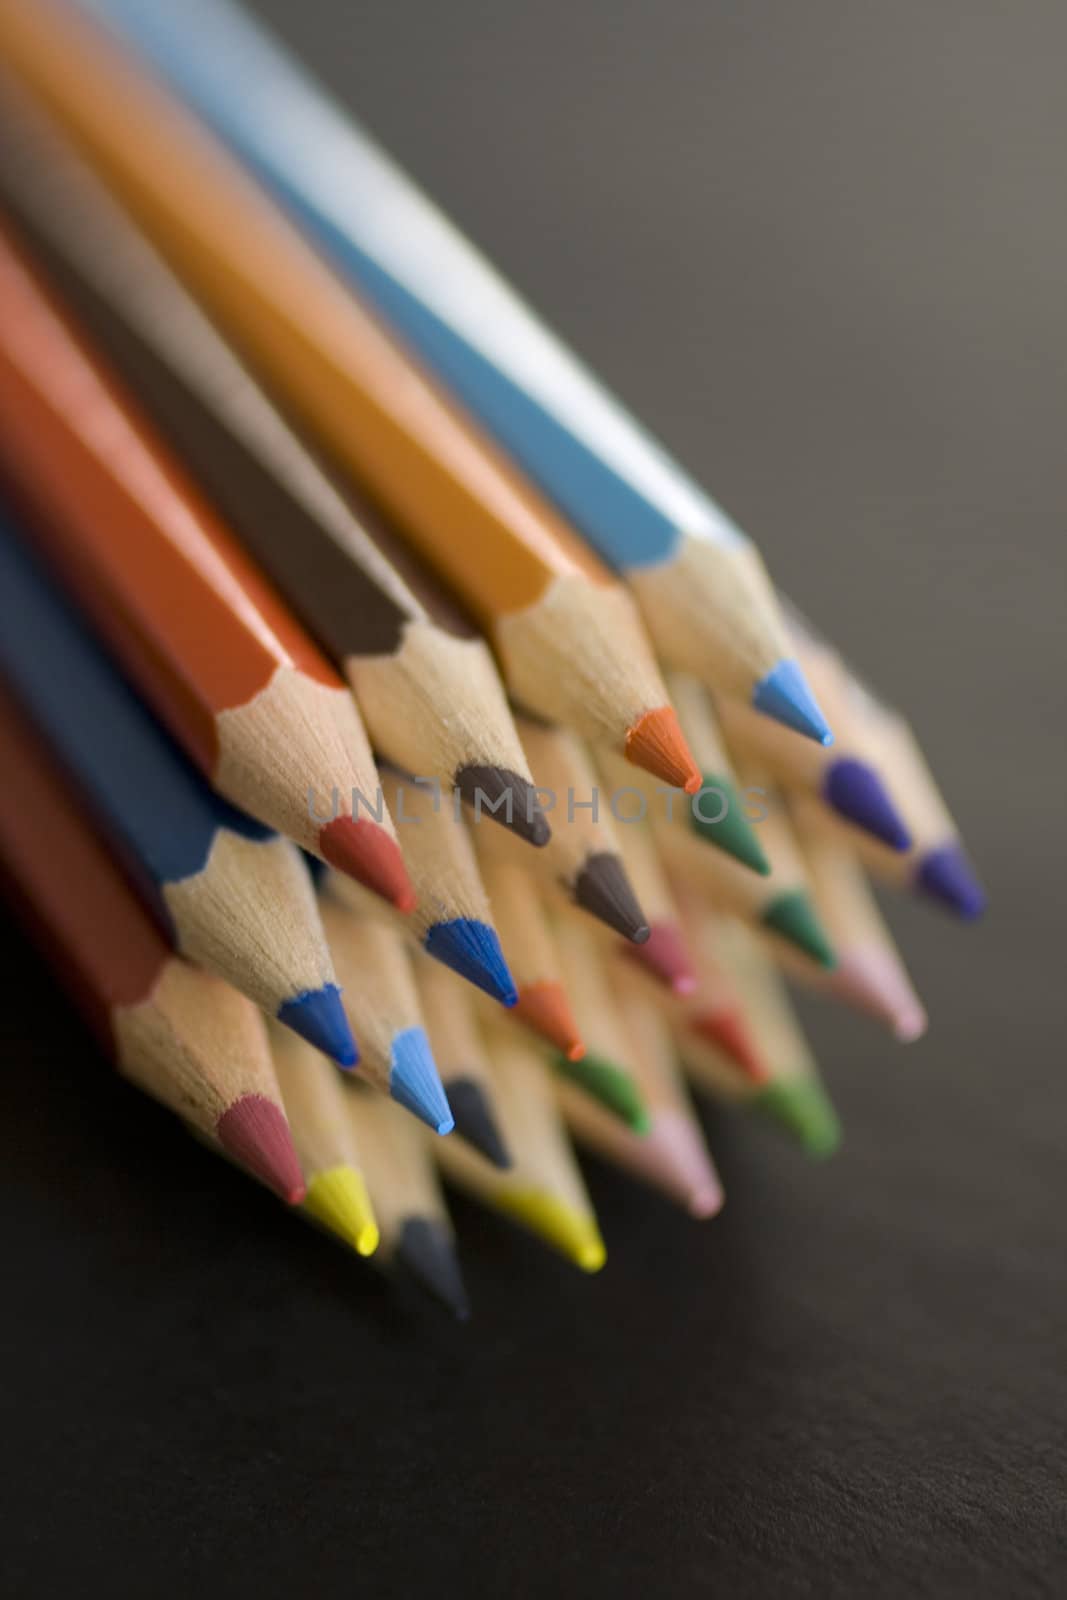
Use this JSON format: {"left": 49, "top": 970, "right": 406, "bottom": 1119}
{"left": 390, "top": 1026, "right": 454, "bottom": 1134}
{"left": 423, "top": 918, "right": 518, "bottom": 1006}
{"left": 277, "top": 984, "right": 359, "bottom": 1068}
{"left": 753, "top": 658, "right": 834, "bottom": 746}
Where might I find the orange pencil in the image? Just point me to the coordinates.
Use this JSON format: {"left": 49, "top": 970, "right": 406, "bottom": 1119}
{"left": 0, "top": 0, "right": 698, "bottom": 792}
{"left": 0, "top": 219, "right": 411, "bottom": 908}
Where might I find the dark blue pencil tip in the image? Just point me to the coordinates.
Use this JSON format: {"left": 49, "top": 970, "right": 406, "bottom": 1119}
{"left": 753, "top": 658, "right": 834, "bottom": 746}
{"left": 390, "top": 1026, "right": 454, "bottom": 1133}
{"left": 917, "top": 844, "right": 987, "bottom": 921}
{"left": 424, "top": 919, "right": 518, "bottom": 1006}
{"left": 823, "top": 757, "right": 912, "bottom": 850}
{"left": 277, "top": 984, "right": 359, "bottom": 1068}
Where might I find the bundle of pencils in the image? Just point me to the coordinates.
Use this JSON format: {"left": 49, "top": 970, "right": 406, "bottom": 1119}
{"left": 0, "top": 0, "right": 984, "bottom": 1318}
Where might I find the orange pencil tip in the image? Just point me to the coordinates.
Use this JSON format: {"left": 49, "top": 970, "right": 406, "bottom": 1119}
{"left": 624, "top": 706, "right": 701, "bottom": 793}
{"left": 690, "top": 1009, "right": 769, "bottom": 1084}
{"left": 513, "top": 980, "right": 585, "bottom": 1060}
{"left": 319, "top": 815, "right": 416, "bottom": 911}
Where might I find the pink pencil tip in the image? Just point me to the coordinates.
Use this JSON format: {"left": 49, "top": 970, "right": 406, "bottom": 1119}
{"left": 216, "top": 1094, "right": 306, "bottom": 1204}
{"left": 319, "top": 815, "right": 416, "bottom": 911}
{"left": 832, "top": 947, "right": 928, "bottom": 1042}
{"left": 622, "top": 921, "right": 698, "bottom": 995}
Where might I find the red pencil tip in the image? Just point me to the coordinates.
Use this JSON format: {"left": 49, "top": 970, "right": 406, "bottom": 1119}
{"left": 622, "top": 921, "right": 698, "bottom": 994}
{"left": 319, "top": 815, "right": 416, "bottom": 911}
{"left": 690, "top": 1009, "right": 769, "bottom": 1083}
{"left": 625, "top": 706, "right": 701, "bottom": 793}
{"left": 216, "top": 1094, "right": 306, "bottom": 1203}
{"left": 513, "top": 980, "right": 585, "bottom": 1059}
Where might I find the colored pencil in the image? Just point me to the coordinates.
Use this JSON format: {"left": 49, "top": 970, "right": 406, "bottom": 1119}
{"left": 469, "top": 825, "right": 585, "bottom": 1060}
{"left": 410, "top": 952, "right": 512, "bottom": 1168}
{"left": 317, "top": 888, "right": 453, "bottom": 1136}
{"left": 436, "top": 1013, "right": 606, "bottom": 1273}
{"left": 655, "top": 779, "right": 837, "bottom": 970}
{"left": 513, "top": 715, "right": 649, "bottom": 943}
{"left": 84, "top": 0, "right": 835, "bottom": 748}
{"left": 0, "top": 220, "right": 412, "bottom": 912}
{"left": 0, "top": 682, "right": 304, "bottom": 1201}
{"left": 344, "top": 1083, "right": 469, "bottom": 1318}
{"left": 549, "top": 912, "right": 651, "bottom": 1132}
{"left": 0, "top": 517, "right": 357, "bottom": 1067}
{"left": 595, "top": 747, "right": 698, "bottom": 994}
{"left": 270, "top": 1023, "right": 379, "bottom": 1254}
{"left": 667, "top": 878, "right": 771, "bottom": 1083}
{"left": 666, "top": 674, "right": 773, "bottom": 873}
{"left": 676, "top": 917, "right": 841, "bottom": 1157}
{"left": 786, "top": 797, "right": 927, "bottom": 1041}
{"left": 560, "top": 970, "right": 723, "bottom": 1218}
{"left": 2, "top": 0, "right": 701, "bottom": 792}
{"left": 0, "top": 80, "right": 549, "bottom": 852}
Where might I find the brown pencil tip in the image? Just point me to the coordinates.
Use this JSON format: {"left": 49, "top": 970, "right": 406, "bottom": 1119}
{"left": 216, "top": 1094, "right": 306, "bottom": 1203}
{"left": 625, "top": 706, "right": 701, "bottom": 794}
{"left": 690, "top": 1009, "right": 769, "bottom": 1083}
{"left": 455, "top": 765, "right": 551, "bottom": 847}
{"left": 573, "top": 851, "right": 650, "bottom": 943}
{"left": 319, "top": 815, "right": 417, "bottom": 911}
{"left": 513, "top": 979, "right": 585, "bottom": 1059}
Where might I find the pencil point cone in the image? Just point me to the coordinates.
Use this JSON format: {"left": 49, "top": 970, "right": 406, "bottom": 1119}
{"left": 319, "top": 815, "right": 416, "bottom": 911}
{"left": 763, "top": 890, "right": 837, "bottom": 969}
{"left": 277, "top": 983, "right": 358, "bottom": 1068}
{"left": 830, "top": 948, "right": 928, "bottom": 1042}
{"left": 554, "top": 1051, "right": 650, "bottom": 1132}
{"left": 395, "top": 1218, "right": 470, "bottom": 1319}
{"left": 688, "top": 774, "right": 772, "bottom": 874}
{"left": 917, "top": 844, "right": 986, "bottom": 920}
{"left": 654, "top": 1110, "right": 725, "bottom": 1218}
{"left": 690, "top": 1009, "right": 769, "bottom": 1082}
{"left": 496, "top": 1188, "right": 606, "bottom": 1272}
{"left": 625, "top": 705, "right": 701, "bottom": 793}
{"left": 304, "top": 1168, "right": 379, "bottom": 1256}
{"left": 389, "top": 1027, "right": 453, "bottom": 1134}
{"left": 574, "top": 852, "right": 649, "bottom": 943}
{"left": 217, "top": 1094, "right": 305, "bottom": 1203}
{"left": 514, "top": 980, "right": 585, "bottom": 1058}
{"left": 622, "top": 921, "right": 697, "bottom": 994}
{"left": 756, "top": 1081, "right": 841, "bottom": 1157}
{"left": 455, "top": 765, "right": 551, "bottom": 846}
{"left": 445, "top": 1076, "right": 512, "bottom": 1168}
{"left": 424, "top": 918, "right": 518, "bottom": 1005}
{"left": 823, "top": 758, "right": 911, "bottom": 850}
{"left": 753, "top": 658, "right": 834, "bottom": 746}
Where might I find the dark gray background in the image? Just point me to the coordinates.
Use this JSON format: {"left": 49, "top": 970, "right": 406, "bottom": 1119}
{"left": 2, "top": 2, "right": 1064, "bottom": 1594}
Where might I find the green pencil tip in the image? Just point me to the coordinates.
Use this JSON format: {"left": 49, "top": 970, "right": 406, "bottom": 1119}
{"left": 756, "top": 1081, "right": 841, "bottom": 1157}
{"left": 553, "top": 1051, "right": 650, "bottom": 1132}
{"left": 687, "top": 774, "right": 771, "bottom": 875}
{"left": 762, "top": 890, "right": 837, "bottom": 968}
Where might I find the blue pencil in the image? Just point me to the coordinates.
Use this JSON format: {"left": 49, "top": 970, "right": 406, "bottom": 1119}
{"left": 80, "top": 0, "right": 833, "bottom": 747}
{"left": 0, "top": 513, "right": 358, "bottom": 1067}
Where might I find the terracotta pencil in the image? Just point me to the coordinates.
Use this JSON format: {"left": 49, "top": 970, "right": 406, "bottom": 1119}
{"left": 0, "top": 79, "right": 549, "bottom": 850}
{"left": 0, "top": 682, "right": 304, "bottom": 1201}
{"left": 0, "top": 518, "right": 356, "bottom": 1067}
{"left": 0, "top": 0, "right": 700, "bottom": 791}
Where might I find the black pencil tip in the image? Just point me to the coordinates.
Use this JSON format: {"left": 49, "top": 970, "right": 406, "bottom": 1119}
{"left": 395, "top": 1218, "right": 470, "bottom": 1319}
{"left": 574, "top": 851, "right": 650, "bottom": 943}
{"left": 455, "top": 765, "right": 551, "bottom": 846}
{"left": 446, "top": 1076, "right": 512, "bottom": 1168}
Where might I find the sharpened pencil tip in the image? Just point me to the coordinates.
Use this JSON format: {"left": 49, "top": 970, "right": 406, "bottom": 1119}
{"left": 756, "top": 1081, "right": 841, "bottom": 1157}
{"left": 389, "top": 1026, "right": 453, "bottom": 1133}
{"left": 574, "top": 851, "right": 649, "bottom": 943}
{"left": 395, "top": 1218, "right": 470, "bottom": 1319}
{"left": 762, "top": 890, "right": 838, "bottom": 969}
{"left": 455, "top": 764, "right": 551, "bottom": 846}
{"left": 688, "top": 773, "right": 772, "bottom": 874}
{"left": 625, "top": 705, "right": 701, "bottom": 793}
{"left": 216, "top": 1094, "right": 305, "bottom": 1203}
{"left": 917, "top": 843, "right": 987, "bottom": 920}
{"left": 304, "top": 1168, "right": 380, "bottom": 1255}
{"left": 553, "top": 1051, "right": 650, "bottom": 1131}
{"left": 277, "top": 983, "right": 359, "bottom": 1068}
{"left": 496, "top": 1188, "right": 606, "bottom": 1272}
{"left": 514, "top": 979, "right": 585, "bottom": 1058}
{"left": 753, "top": 658, "right": 834, "bottom": 746}
{"left": 622, "top": 921, "right": 697, "bottom": 994}
{"left": 319, "top": 814, "right": 416, "bottom": 911}
{"left": 689, "top": 1008, "right": 769, "bottom": 1082}
{"left": 823, "top": 757, "right": 912, "bottom": 850}
{"left": 424, "top": 918, "right": 518, "bottom": 1005}
{"left": 830, "top": 948, "right": 928, "bottom": 1042}
{"left": 445, "top": 1076, "right": 512, "bottom": 1167}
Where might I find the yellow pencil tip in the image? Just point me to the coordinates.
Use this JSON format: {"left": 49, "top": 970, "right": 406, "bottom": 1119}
{"left": 304, "top": 1167, "right": 379, "bottom": 1256}
{"left": 496, "top": 1186, "right": 606, "bottom": 1272}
